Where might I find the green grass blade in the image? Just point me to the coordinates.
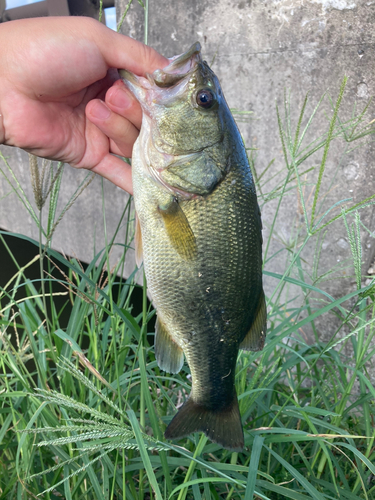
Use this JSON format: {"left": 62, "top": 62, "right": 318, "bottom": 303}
{"left": 127, "top": 410, "right": 163, "bottom": 500}
{"left": 265, "top": 445, "right": 326, "bottom": 500}
{"left": 244, "top": 435, "right": 264, "bottom": 500}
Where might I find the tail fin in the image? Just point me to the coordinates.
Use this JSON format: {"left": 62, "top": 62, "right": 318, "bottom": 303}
{"left": 164, "top": 394, "right": 244, "bottom": 451}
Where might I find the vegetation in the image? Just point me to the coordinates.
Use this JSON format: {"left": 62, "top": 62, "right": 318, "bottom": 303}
{"left": 0, "top": 6, "right": 375, "bottom": 499}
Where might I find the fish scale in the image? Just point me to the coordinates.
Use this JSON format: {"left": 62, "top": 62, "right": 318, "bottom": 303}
{"left": 121, "top": 42, "right": 266, "bottom": 451}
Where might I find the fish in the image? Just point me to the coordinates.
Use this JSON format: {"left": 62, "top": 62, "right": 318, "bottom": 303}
{"left": 120, "top": 42, "right": 266, "bottom": 451}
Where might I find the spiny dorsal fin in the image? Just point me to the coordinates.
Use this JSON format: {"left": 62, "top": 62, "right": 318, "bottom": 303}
{"left": 155, "top": 316, "right": 184, "bottom": 374}
{"left": 158, "top": 198, "right": 197, "bottom": 260}
{"left": 257, "top": 202, "right": 263, "bottom": 245}
{"left": 240, "top": 290, "right": 267, "bottom": 351}
{"left": 134, "top": 212, "right": 143, "bottom": 267}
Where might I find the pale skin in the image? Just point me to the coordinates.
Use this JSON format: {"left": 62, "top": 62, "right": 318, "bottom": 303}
{"left": 0, "top": 16, "right": 168, "bottom": 194}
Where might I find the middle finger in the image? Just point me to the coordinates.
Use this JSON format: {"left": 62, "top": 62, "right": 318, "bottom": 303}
{"left": 105, "top": 80, "right": 142, "bottom": 129}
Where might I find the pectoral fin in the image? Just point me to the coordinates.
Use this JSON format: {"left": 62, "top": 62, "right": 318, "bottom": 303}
{"left": 155, "top": 316, "right": 184, "bottom": 374}
{"left": 240, "top": 291, "right": 267, "bottom": 351}
{"left": 158, "top": 198, "right": 197, "bottom": 260}
{"left": 134, "top": 212, "right": 143, "bottom": 267}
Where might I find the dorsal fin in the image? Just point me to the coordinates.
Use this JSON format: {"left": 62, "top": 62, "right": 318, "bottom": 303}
{"left": 240, "top": 290, "right": 267, "bottom": 351}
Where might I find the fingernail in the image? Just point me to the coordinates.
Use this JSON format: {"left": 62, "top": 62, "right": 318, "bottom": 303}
{"left": 91, "top": 100, "right": 111, "bottom": 120}
{"left": 109, "top": 87, "right": 132, "bottom": 109}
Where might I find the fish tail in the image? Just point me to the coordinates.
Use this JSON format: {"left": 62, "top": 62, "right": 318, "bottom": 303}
{"left": 164, "top": 393, "right": 244, "bottom": 451}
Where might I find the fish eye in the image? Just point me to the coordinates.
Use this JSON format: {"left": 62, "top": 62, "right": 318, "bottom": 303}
{"left": 196, "top": 88, "right": 216, "bottom": 109}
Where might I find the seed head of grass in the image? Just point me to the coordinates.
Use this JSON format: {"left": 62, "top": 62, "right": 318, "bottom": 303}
{"left": 29, "top": 153, "right": 64, "bottom": 210}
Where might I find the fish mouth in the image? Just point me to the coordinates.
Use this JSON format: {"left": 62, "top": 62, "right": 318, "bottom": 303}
{"left": 152, "top": 42, "right": 201, "bottom": 88}
{"left": 119, "top": 42, "right": 202, "bottom": 93}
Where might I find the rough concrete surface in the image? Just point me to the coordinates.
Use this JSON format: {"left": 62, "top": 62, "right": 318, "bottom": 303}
{"left": 0, "top": 1, "right": 374, "bottom": 378}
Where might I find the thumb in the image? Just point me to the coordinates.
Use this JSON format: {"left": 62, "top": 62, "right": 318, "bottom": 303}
{"left": 95, "top": 23, "right": 168, "bottom": 76}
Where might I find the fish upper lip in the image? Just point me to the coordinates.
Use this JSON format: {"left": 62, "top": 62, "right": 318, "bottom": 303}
{"left": 167, "top": 42, "right": 201, "bottom": 70}
{"left": 120, "top": 42, "right": 203, "bottom": 98}
{"left": 120, "top": 42, "right": 202, "bottom": 90}
{"left": 149, "top": 42, "right": 202, "bottom": 88}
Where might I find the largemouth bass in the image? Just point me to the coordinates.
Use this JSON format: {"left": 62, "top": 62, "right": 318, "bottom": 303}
{"left": 120, "top": 42, "right": 266, "bottom": 451}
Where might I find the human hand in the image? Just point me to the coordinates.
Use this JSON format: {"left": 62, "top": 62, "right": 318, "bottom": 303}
{"left": 0, "top": 17, "right": 168, "bottom": 193}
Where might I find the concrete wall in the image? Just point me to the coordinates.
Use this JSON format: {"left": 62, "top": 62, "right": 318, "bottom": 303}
{"left": 0, "top": 147, "right": 136, "bottom": 278}
{"left": 1, "top": 1, "right": 374, "bottom": 357}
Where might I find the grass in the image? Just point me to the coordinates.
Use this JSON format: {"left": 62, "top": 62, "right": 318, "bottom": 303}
{"left": 1, "top": 15, "right": 375, "bottom": 500}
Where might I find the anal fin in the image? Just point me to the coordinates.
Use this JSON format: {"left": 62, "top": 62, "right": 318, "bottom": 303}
{"left": 155, "top": 316, "right": 184, "bottom": 374}
{"left": 240, "top": 290, "right": 267, "bottom": 351}
{"left": 158, "top": 198, "right": 197, "bottom": 261}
